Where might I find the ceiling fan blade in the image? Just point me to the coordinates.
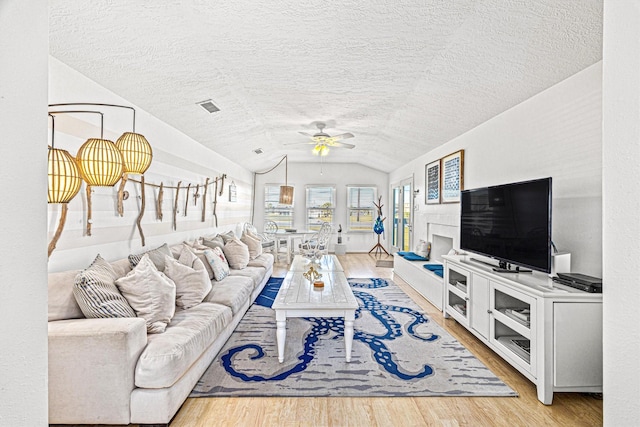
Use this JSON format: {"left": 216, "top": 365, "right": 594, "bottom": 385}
{"left": 284, "top": 141, "right": 316, "bottom": 146}
{"left": 330, "top": 132, "right": 354, "bottom": 141}
{"left": 331, "top": 141, "right": 355, "bottom": 149}
{"left": 298, "top": 131, "right": 315, "bottom": 138}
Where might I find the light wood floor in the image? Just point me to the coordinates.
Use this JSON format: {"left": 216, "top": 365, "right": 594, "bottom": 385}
{"left": 170, "top": 254, "right": 603, "bottom": 427}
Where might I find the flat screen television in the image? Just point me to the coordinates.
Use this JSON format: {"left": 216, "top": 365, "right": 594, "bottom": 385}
{"left": 460, "top": 177, "right": 552, "bottom": 273}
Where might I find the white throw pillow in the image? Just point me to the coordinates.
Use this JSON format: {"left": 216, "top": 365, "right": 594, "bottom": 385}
{"left": 115, "top": 254, "right": 176, "bottom": 334}
{"left": 164, "top": 255, "right": 212, "bottom": 309}
{"left": 204, "top": 247, "right": 230, "bottom": 281}
{"left": 241, "top": 231, "right": 263, "bottom": 260}
{"left": 222, "top": 237, "right": 250, "bottom": 269}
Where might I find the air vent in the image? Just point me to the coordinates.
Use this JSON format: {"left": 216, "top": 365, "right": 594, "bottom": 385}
{"left": 253, "top": 148, "right": 263, "bottom": 154}
{"left": 197, "top": 99, "right": 220, "bottom": 114}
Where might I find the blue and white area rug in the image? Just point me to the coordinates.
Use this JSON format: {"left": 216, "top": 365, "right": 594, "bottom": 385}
{"left": 190, "top": 277, "right": 517, "bottom": 398}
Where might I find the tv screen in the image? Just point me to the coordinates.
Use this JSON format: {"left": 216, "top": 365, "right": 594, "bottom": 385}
{"left": 460, "top": 177, "right": 552, "bottom": 273}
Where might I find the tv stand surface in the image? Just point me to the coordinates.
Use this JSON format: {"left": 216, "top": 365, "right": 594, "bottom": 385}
{"left": 469, "top": 257, "right": 532, "bottom": 274}
{"left": 443, "top": 254, "right": 603, "bottom": 405}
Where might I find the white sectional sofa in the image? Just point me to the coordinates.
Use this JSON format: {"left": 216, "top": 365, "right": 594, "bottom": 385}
{"left": 47, "top": 236, "right": 274, "bottom": 425}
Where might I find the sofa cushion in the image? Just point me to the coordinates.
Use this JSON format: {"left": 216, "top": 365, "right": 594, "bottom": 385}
{"left": 229, "top": 266, "right": 266, "bottom": 290}
{"left": 135, "top": 302, "right": 232, "bottom": 389}
{"left": 247, "top": 253, "right": 274, "bottom": 270}
{"left": 48, "top": 269, "right": 84, "bottom": 321}
{"left": 115, "top": 254, "right": 177, "bottom": 334}
{"left": 222, "top": 238, "right": 250, "bottom": 269}
{"left": 73, "top": 255, "right": 136, "bottom": 319}
{"left": 189, "top": 248, "right": 215, "bottom": 280}
{"left": 202, "top": 276, "right": 254, "bottom": 315}
{"left": 164, "top": 255, "right": 211, "bottom": 309}
{"left": 218, "top": 230, "right": 236, "bottom": 243}
{"left": 241, "top": 231, "right": 263, "bottom": 260}
{"left": 128, "top": 243, "right": 173, "bottom": 271}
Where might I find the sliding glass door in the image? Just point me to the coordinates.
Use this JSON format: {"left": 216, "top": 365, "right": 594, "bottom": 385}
{"left": 391, "top": 178, "right": 413, "bottom": 252}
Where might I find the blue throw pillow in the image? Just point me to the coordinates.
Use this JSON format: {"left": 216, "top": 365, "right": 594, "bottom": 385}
{"left": 403, "top": 253, "right": 428, "bottom": 261}
{"left": 423, "top": 264, "right": 444, "bottom": 278}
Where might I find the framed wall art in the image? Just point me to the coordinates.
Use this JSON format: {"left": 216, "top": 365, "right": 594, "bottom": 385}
{"left": 441, "top": 149, "right": 464, "bottom": 203}
{"left": 425, "top": 160, "right": 441, "bottom": 204}
{"left": 228, "top": 182, "right": 237, "bottom": 202}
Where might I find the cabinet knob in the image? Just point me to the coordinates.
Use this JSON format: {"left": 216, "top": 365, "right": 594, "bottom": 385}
{"left": 487, "top": 309, "right": 492, "bottom": 314}
{"left": 465, "top": 297, "right": 469, "bottom": 301}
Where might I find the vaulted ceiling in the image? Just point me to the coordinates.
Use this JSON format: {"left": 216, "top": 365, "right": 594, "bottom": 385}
{"left": 49, "top": 1, "right": 602, "bottom": 173}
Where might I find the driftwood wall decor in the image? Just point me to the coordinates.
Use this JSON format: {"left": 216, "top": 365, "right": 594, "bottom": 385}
{"left": 136, "top": 176, "right": 146, "bottom": 246}
{"left": 194, "top": 184, "right": 200, "bottom": 205}
{"left": 184, "top": 183, "right": 191, "bottom": 216}
{"left": 48, "top": 204, "right": 68, "bottom": 259}
{"left": 86, "top": 185, "right": 93, "bottom": 236}
{"left": 201, "top": 177, "right": 209, "bottom": 222}
{"left": 156, "top": 182, "right": 164, "bottom": 221}
{"left": 173, "top": 181, "right": 181, "bottom": 231}
{"left": 117, "top": 173, "right": 128, "bottom": 217}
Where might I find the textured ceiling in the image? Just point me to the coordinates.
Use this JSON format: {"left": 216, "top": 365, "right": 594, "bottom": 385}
{"left": 49, "top": 1, "right": 602, "bottom": 173}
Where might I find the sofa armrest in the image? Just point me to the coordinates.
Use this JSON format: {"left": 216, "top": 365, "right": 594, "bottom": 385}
{"left": 48, "top": 318, "right": 147, "bottom": 425}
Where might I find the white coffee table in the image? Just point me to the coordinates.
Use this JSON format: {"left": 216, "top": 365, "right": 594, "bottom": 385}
{"left": 289, "top": 254, "right": 344, "bottom": 272}
{"left": 272, "top": 262, "right": 358, "bottom": 363}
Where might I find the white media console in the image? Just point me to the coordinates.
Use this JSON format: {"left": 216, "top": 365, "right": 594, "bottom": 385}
{"left": 393, "top": 253, "right": 444, "bottom": 311}
{"left": 442, "top": 254, "right": 603, "bottom": 404}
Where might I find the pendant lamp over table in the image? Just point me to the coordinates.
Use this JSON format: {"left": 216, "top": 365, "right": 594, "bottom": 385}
{"left": 279, "top": 155, "right": 294, "bottom": 205}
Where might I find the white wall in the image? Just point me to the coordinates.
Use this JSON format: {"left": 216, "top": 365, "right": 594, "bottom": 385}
{"left": 602, "top": 2, "right": 640, "bottom": 425}
{"left": 253, "top": 161, "right": 389, "bottom": 253}
{"left": 47, "top": 58, "right": 255, "bottom": 272}
{"left": 390, "top": 63, "right": 603, "bottom": 277}
{"left": 0, "top": 1, "right": 49, "bottom": 425}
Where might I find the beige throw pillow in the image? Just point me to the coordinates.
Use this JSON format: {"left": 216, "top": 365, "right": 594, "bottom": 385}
{"left": 115, "top": 254, "right": 176, "bottom": 334}
{"left": 128, "top": 243, "right": 172, "bottom": 271}
{"left": 222, "top": 237, "right": 250, "bottom": 269}
{"left": 164, "top": 255, "right": 211, "bottom": 309}
{"left": 241, "top": 231, "right": 263, "bottom": 260}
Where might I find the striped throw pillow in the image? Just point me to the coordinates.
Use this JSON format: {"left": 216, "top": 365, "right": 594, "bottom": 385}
{"left": 73, "top": 255, "right": 136, "bottom": 318}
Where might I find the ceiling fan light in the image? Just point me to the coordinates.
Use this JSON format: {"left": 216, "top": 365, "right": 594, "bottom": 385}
{"left": 115, "top": 132, "right": 153, "bottom": 174}
{"left": 313, "top": 145, "right": 329, "bottom": 156}
{"left": 76, "top": 138, "right": 124, "bottom": 186}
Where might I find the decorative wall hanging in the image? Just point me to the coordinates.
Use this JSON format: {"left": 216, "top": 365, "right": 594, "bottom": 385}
{"left": 156, "top": 182, "right": 164, "bottom": 221}
{"left": 173, "top": 181, "right": 181, "bottom": 231}
{"left": 136, "top": 176, "right": 146, "bottom": 246}
{"left": 202, "top": 177, "right": 210, "bottom": 222}
{"left": 229, "top": 181, "right": 237, "bottom": 202}
{"left": 441, "top": 149, "right": 464, "bottom": 203}
{"left": 425, "top": 159, "right": 441, "bottom": 204}
{"left": 184, "top": 183, "right": 191, "bottom": 216}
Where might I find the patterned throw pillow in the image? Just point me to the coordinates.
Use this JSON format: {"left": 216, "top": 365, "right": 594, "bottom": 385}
{"left": 222, "top": 237, "right": 250, "bottom": 269}
{"left": 164, "top": 255, "right": 212, "bottom": 309}
{"left": 128, "top": 243, "right": 173, "bottom": 271}
{"left": 241, "top": 231, "right": 263, "bottom": 260}
{"left": 115, "top": 254, "right": 176, "bottom": 334}
{"left": 73, "top": 254, "right": 136, "bottom": 319}
{"left": 204, "top": 247, "right": 230, "bottom": 281}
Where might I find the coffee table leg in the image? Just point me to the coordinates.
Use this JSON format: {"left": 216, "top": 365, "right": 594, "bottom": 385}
{"left": 344, "top": 311, "right": 355, "bottom": 362}
{"left": 276, "top": 311, "right": 286, "bottom": 363}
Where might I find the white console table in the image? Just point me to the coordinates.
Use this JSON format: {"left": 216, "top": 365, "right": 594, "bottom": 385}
{"left": 442, "top": 255, "right": 603, "bottom": 405}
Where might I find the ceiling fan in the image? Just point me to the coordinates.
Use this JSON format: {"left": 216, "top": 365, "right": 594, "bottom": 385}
{"left": 286, "top": 122, "right": 355, "bottom": 156}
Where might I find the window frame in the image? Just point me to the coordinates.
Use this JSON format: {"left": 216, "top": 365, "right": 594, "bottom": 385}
{"left": 347, "top": 185, "right": 378, "bottom": 233}
{"left": 305, "top": 185, "right": 336, "bottom": 231}
{"left": 264, "top": 184, "right": 294, "bottom": 229}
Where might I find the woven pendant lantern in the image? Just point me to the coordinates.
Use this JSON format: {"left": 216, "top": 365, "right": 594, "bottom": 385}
{"left": 76, "top": 138, "right": 124, "bottom": 186}
{"left": 278, "top": 155, "right": 294, "bottom": 205}
{"left": 115, "top": 132, "right": 153, "bottom": 174}
{"left": 48, "top": 147, "right": 83, "bottom": 203}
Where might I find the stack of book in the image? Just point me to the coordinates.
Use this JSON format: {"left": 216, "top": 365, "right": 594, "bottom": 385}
{"left": 503, "top": 308, "right": 530, "bottom": 326}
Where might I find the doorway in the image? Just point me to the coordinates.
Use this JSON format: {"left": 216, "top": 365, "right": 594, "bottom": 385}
{"left": 391, "top": 178, "right": 413, "bottom": 252}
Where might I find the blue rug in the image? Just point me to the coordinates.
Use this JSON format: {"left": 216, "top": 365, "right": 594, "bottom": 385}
{"left": 190, "top": 277, "right": 516, "bottom": 398}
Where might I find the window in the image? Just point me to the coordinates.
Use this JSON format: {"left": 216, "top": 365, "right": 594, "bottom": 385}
{"left": 264, "top": 185, "right": 293, "bottom": 229}
{"left": 306, "top": 185, "right": 335, "bottom": 230}
{"left": 347, "top": 186, "right": 377, "bottom": 232}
